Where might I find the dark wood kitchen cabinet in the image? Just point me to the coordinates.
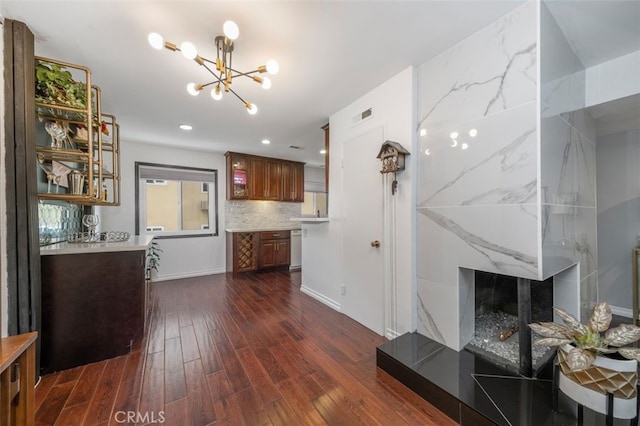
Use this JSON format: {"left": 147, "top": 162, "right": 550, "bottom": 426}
{"left": 40, "top": 248, "right": 146, "bottom": 374}
{"left": 250, "top": 157, "right": 282, "bottom": 200}
{"left": 260, "top": 231, "right": 290, "bottom": 268}
{"left": 225, "top": 152, "right": 304, "bottom": 202}
{"left": 226, "top": 230, "right": 291, "bottom": 275}
{"left": 281, "top": 161, "right": 304, "bottom": 202}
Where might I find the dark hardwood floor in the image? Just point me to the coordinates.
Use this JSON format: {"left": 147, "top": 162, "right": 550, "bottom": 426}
{"left": 34, "top": 270, "right": 456, "bottom": 425}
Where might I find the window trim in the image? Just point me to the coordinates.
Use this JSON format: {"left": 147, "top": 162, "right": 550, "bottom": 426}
{"left": 135, "top": 162, "right": 219, "bottom": 238}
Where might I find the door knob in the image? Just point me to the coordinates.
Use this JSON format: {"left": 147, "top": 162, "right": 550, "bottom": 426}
{"left": 370, "top": 240, "right": 381, "bottom": 248}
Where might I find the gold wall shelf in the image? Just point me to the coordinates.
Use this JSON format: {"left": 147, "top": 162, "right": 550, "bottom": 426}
{"left": 35, "top": 57, "right": 120, "bottom": 206}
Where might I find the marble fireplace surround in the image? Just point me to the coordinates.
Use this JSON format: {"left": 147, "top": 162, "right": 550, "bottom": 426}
{"left": 415, "top": 0, "right": 596, "bottom": 353}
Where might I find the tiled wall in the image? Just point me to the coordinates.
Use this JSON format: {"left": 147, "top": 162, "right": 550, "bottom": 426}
{"left": 38, "top": 201, "right": 84, "bottom": 245}
{"left": 414, "top": 1, "right": 598, "bottom": 350}
{"left": 225, "top": 200, "right": 301, "bottom": 229}
{"left": 416, "top": 2, "right": 538, "bottom": 350}
{"left": 540, "top": 2, "right": 597, "bottom": 320}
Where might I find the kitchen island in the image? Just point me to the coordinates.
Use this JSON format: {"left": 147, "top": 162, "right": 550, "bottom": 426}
{"left": 40, "top": 235, "right": 153, "bottom": 374}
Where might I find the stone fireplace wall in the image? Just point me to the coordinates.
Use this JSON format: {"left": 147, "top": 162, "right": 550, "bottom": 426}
{"left": 415, "top": 1, "right": 597, "bottom": 351}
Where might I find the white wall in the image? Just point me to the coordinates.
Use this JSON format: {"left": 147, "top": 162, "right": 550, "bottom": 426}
{"left": 301, "top": 66, "right": 416, "bottom": 337}
{"left": 586, "top": 50, "right": 640, "bottom": 107}
{"left": 99, "top": 141, "right": 227, "bottom": 281}
{"left": 304, "top": 165, "right": 325, "bottom": 192}
{"left": 596, "top": 129, "right": 640, "bottom": 314}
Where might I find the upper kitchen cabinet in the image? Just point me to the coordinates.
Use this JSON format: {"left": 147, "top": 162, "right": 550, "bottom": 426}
{"left": 34, "top": 57, "right": 120, "bottom": 205}
{"left": 281, "top": 161, "right": 304, "bottom": 202}
{"left": 225, "top": 152, "right": 304, "bottom": 202}
{"left": 226, "top": 152, "right": 250, "bottom": 200}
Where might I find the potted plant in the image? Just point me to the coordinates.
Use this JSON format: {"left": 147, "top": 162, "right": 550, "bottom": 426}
{"left": 530, "top": 302, "right": 640, "bottom": 419}
{"left": 35, "top": 61, "right": 88, "bottom": 109}
{"left": 145, "top": 239, "right": 162, "bottom": 282}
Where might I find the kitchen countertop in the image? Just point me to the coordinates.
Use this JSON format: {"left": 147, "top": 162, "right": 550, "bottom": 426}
{"left": 40, "top": 235, "right": 154, "bottom": 256}
{"left": 225, "top": 225, "right": 301, "bottom": 233}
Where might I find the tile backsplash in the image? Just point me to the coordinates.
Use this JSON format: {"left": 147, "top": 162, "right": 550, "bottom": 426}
{"left": 38, "top": 201, "right": 84, "bottom": 245}
{"left": 225, "top": 200, "right": 300, "bottom": 229}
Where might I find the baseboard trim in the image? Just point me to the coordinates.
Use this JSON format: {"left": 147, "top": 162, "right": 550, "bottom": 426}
{"left": 610, "top": 305, "right": 634, "bottom": 320}
{"left": 151, "top": 269, "right": 225, "bottom": 282}
{"left": 300, "top": 285, "right": 341, "bottom": 312}
{"left": 386, "top": 328, "right": 401, "bottom": 340}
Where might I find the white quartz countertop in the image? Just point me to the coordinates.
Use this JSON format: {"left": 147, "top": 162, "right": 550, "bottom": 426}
{"left": 289, "top": 217, "right": 330, "bottom": 223}
{"left": 225, "top": 225, "right": 301, "bottom": 233}
{"left": 40, "top": 235, "right": 154, "bottom": 256}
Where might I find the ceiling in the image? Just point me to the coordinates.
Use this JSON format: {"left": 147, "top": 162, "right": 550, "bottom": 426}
{"left": 0, "top": 0, "right": 523, "bottom": 166}
{"left": 1, "top": 1, "right": 638, "bottom": 165}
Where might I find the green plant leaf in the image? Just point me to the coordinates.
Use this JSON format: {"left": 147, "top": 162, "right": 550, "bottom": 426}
{"left": 588, "top": 302, "right": 612, "bottom": 332}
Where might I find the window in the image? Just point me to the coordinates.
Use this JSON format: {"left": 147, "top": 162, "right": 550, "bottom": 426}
{"left": 136, "top": 162, "right": 218, "bottom": 238}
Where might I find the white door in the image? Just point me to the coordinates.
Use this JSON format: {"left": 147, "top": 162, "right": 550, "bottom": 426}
{"left": 342, "top": 127, "right": 385, "bottom": 335}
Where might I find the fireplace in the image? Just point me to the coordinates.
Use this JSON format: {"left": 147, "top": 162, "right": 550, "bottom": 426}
{"left": 465, "top": 270, "right": 557, "bottom": 376}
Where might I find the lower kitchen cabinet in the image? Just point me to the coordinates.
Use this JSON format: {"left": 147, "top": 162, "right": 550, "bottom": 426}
{"left": 226, "top": 230, "right": 291, "bottom": 276}
{"left": 260, "top": 231, "right": 290, "bottom": 268}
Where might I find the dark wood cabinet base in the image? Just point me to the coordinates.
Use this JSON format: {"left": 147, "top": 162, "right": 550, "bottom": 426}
{"left": 40, "top": 250, "right": 145, "bottom": 374}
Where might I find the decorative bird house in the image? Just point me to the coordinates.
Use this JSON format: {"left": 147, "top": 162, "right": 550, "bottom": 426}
{"left": 376, "top": 140, "right": 410, "bottom": 174}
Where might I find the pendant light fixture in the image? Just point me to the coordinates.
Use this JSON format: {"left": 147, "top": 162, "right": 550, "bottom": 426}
{"left": 148, "top": 20, "right": 278, "bottom": 115}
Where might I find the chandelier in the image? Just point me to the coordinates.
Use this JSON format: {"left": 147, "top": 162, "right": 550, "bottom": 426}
{"left": 148, "top": 20, "right": 279, "bottom": 115}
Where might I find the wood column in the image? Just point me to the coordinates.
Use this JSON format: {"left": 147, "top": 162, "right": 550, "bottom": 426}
{"left": 3, "top": 19, "right": 41, "bottom": 373}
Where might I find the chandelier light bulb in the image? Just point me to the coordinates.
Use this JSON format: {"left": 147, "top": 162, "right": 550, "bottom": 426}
{"left": 469, "top": 128, "right": 478, "bottom": 137}
{"left": 261, "top": 77, "right": 272, "bottom": 90}
{"left": 265, "top": 59, "right": 279, "bottom": 75}
{"left": 462, "top": 143, "right": 469, "bottom": 150}
{"left": 187, "top": 82, "right": 200, "bottom": 96}
{"left": 148, "top": 33, "right": 164, "bottom": 50}
{"left": 180, "top": 42, "right": 198, "bottom": 60}
{"left": 246, "top": 103, "right": 258, "bottom": 115}
{"left": 211, "top": 87, "right": 223, "bottom": 100}
{"left": 223, "top": 20, "right": 240, "bottom": 40}
{"left": 450, "top": 131, "right": 459, "bottom": 139}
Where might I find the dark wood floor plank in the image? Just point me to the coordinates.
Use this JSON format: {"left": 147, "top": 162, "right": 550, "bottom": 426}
{"left": 192, "top": 312, "right": 223, "bottom": 375}
{"left": 274, "top": 379, "right": 326, "bottom": 425}
{"left": 36, "top": 271, "right": 456, "bottom": 426}
{"left": 65, "top": 359, "right": 107, "bottom": 407}
{"left": 35, "top": 381, "right": 75, "bottom": 426}
{"left": 164, "top": 337, "right": 187, "bottom": 403}
{"left": 83, "top": 355, "right": 127, "bottom": 424}
{"left": 165, "top": 311, "right": 180, "bottom": 340}
{"left": 54, "top": 401, "right": 89, "bottom": 426}
{"left": 235, "top": 346, "right": 281, "bottom": 405}
{"left": 215, "top": 339, "right": 252, "bottom": 394}
{"left": 180, "top": 317, "right": 202, "bottom": 355}
{"left": 35, "top": 372, "right": 60, "bottom": 412}
{"left": 138, "top": 350, "right": 164, "bottom": 416}
{"left": 184, "top": 358, "right": 216, "bottom": 425}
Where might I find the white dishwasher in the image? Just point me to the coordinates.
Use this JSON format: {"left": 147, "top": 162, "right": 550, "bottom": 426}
{"left": 290, "top": 229, "right": 302, "bottom": 270}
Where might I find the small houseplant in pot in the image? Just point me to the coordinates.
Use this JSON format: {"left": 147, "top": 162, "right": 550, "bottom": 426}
{"left": 530, "top": 302, "right": 640, "bottom": 419}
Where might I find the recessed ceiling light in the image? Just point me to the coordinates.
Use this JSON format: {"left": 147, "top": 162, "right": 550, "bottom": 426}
{"left": 179, "top": 124, "right": 192, "bottom": 130}
{"left": 262, "top": 139, "right": 271, "bottom": 145}
{"left": 320, "top": 149, "right": 327, "bottom": 154}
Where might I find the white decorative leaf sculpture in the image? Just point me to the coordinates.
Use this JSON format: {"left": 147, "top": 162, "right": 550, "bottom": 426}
{"left": 604, "top": 324, "right": 640, "bottom": 347}
{"left": 534, "top": 337, "right": 572, "bottom": 347}
{"left": 588, "top": 302, "right": 612, "bottom": 332}
{"left": 618, "top": 347, "right": 640, "bottom": 362}
{"left": 566, "top": 347, "right": 595, "bottom": 370}
{"left": 529, "top": 322, "right": 571, "bottom": 339}
{"left": 554, "top": 307, "right": 587, "bottom": 335}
